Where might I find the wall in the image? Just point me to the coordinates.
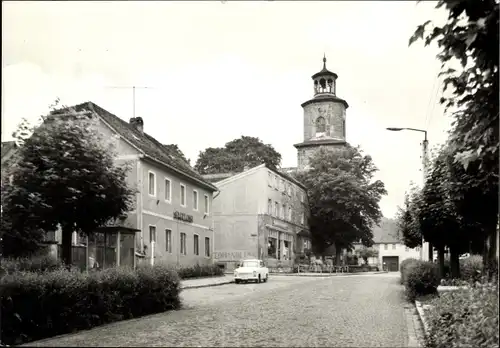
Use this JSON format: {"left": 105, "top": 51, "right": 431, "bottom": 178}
{"left": 377, "top": 242, "right": 421, "bottom": 267}
{"left": 303, "top": 101, "right": 346, "bottom": 142}
{"left": 139, "top": 159, "right": 214, "bottom": 266}
{"left": 212, "top": 168, "right": 263, "bottom": 270}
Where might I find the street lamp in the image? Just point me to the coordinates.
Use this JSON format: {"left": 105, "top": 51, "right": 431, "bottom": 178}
{"left": 386, "top": 127, "right": 429, "bottom": 261}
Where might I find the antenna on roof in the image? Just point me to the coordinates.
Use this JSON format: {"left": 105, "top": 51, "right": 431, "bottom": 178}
{"left": 104, "top": 85, "right": 156, "bottom": 118}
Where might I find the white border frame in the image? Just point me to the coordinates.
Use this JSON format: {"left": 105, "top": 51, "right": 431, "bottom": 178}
{"left": 148, "top": 171, "right": 156, "bottom": 197}
{"left": 193, "top": 190, "right": 199, "bottom": 211}
{"left": 164, "top": 176, "right": 172, "bottom": 203}
{"left": 180, "top": 183, "right": 187, "bottom": 207}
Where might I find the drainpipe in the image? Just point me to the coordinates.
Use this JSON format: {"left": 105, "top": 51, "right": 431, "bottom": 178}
{"left": 211, "top": 190, "right": 220, "bottom": 264}
{"left": 150, "top": 240, "right": 155, "bottom": 266}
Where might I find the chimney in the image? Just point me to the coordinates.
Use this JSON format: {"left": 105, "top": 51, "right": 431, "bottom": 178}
{"left": 129, "top": 117, "right": 144, "bottom": 133}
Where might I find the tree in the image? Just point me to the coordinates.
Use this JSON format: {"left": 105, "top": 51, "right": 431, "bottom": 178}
{"left": 410, "top": 0, "right": 499, "bottom": 277}
{"left": 294, "top": 145, "right": 387, "bottom": 265}
{"left": 396, "top": 186, "right": 423, "bottom": 249}
{"left": 1, "top": 106, "right": 135, "bottom": 266}
{"left": 194, "top": 136, "right": 282, "bottom": 174}
{"left": 358, "top": 247, "right": 378, "bottom": 265}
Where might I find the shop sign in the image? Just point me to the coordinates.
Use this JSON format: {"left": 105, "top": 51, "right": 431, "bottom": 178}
{"left": 173, "top": 211, "right": 193, "bottom": 223}
{"left": 272, "top": 219, "right": 288, "bottom": 229}
{"left": 214, "top": 251, "right": 257, "bottom": 261}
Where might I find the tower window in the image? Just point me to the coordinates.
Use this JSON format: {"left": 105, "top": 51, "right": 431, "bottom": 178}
{"left": 316, "top": 116, "right": 326, "bottom": 134}
{"left": 327, "top": 79, "right": 333, "bottom": 93}
{"left": 319, "top": 78, "right": 326, "bottom": 93}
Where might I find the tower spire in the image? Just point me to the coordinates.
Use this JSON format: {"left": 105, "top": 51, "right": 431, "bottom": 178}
{"left": 323, "top": 53, "right": 327, "bottom": 70}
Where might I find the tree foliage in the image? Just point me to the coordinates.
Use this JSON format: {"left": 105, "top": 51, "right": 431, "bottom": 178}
{"left": 1, "top": 106, "right": 135, "bottom": 265}
{"left": 294, "top": 145, "right": 387, "bottom": 262}
{"left": 163, "top": 144, "right": 190, "bottom": 165}
{"left": 395, "top": 186, "right": 422, "bottom": 249}
{"left": 358, "top": 246, "right": 378, "bottom": 265}
{"left": 194, "top": 136, "right": 282, "bottom": 174}
{"left": 410, "top": 0, "right": 499, "bottom": 277}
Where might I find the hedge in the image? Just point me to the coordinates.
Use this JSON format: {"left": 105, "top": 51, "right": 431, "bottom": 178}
{"left": 459, "top": 255, "right": 483, "bottom": 282}
{"left": 1, "top": 255, "right": 64, "bottom": 275}
{"left": 400, "top": 258, "right": 420, "bottom": 285}
{"left": 403, "top": 260, "right": 440, "bottom": 300}
{"left": 425, "top": 282, "right": 498, "bottom": 348}
{"left": 175, "top": 263, "right": 224, "bottom": 279}
{"left": 0, "top": 264, "right": 181, "bottom": 346}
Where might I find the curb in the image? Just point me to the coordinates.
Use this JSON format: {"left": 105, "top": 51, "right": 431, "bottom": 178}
{"left": 180, "top": 280, "right": 234, "bottom": 290}
{"left": 270, "top": 271, "right": 389, "bottom": 277}
{"left": 415, "top": 300, "right": 430, "bottom": 341}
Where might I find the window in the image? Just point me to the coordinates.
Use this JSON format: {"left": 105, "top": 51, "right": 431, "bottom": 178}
{"left": 149, "top": 225, "right": 156, "bottom": 243}
{"left": 165, "top": 229, "right": 172, "bottom": 252}
{"left": 180, "top": 184, "right": 186, "bottom": 207}
{"left": 180, "top": 233, "right": 187, "bottom": 255}
{"left": 287, "top": 184, "right": 292, "bottom": 196}
{"left": 164, "top": 178, "right": 171, "bottom": 202}
{"left": 282, "top": 204, "right": 286, "bottom": 219}
{"left": 268, "top": 238, "right": 277, "bottom": 258}
{"left": 392, "top": 244, "right": 396, "bottom": 250}
{"left": 267, "top": 199, "right": 272, "bottom": 214}
{"left": 205, "top": 237, "right": 210, "bottom": 257}
{"left": 268, "top": 172, "right": 272, "bottom": 187}
{"left": 342, "top": 119, "right": 346, "bottom": 138}
{"left": 316, "top": 116, "right": 326, "bottom": 133}
{"left": 288, "top": 206, "right": 292, "bottom": 221}
{"left": 194, "top": 234, "right": 199, "bottom": 255}
{"left": 415, "top": 246, "right": 420, "bottom": 252}
{"left": 280, "top": 179, "right": 284, "bottom": 192}
{"left": 193, "top": 190, "right": 199, "bottom": 211}
{"left": 300, "top": 212, "right": 305, "bottom": 225}
{"left": 204, "top": 194, "right": 210, "bottom": 215}
{"left": 384, "top": 244, "right": 388, "bottom": 250}
{"left": 300, "top": 191, "right": 304, "bottom": 203}
{"left": 274, "top": 175, "right": 278, "bottom": 189}
{"left": 290, "top": 186, "right": 294, "bottom": 198}
{"left": 274, "top": 201, "right": 279, "bottom": 217}
{"left": 148, "top": 171, "right": 156, "bottom": 196}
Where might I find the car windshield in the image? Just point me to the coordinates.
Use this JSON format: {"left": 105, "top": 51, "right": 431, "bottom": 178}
{"left": 240, "top": 261, "right": 259, "bottom": 268}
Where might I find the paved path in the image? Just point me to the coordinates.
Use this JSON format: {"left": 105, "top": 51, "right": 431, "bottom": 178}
{"left": 180, "top": 275, "right": 234, "bottom": 289}
{"left": 27, "top": 273, "right": 411, "bottom": 347}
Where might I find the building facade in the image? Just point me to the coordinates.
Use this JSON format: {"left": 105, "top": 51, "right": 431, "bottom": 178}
{"left": 293, "top": 56, "right": 349, "bottom": 170}
{"left": 7, "top": 102, "right": 218, "bottom": 268}
{"left": 205, "top": 164, "right": 311, "bottom": 271}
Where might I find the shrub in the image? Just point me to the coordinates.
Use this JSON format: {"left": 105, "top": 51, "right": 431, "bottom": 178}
{"left": 175, "top": 263, "right": 223, "bottom": 279}
{"left": 425, "top": 283, "right": 498, "bottom": 348}
{"left": 404, "top": 260, "right": 440, "bottom": 300}
{"left": 0, "top": 264, "right": 181, "bottom": 346}
{"left": 0, "top": 254, "right": 64, "bottom": 275}
{"left": 459, "top": 255, "right": 483, "bottom": 282}
{"left": 400, "top": 258, "right": 420, "bottom": 285}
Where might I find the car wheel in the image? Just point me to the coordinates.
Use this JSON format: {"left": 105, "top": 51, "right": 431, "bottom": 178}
{"left": 235, "top": 279, "right": 240, "bottom": 284}
{"left": 264, "top": 274, "right": 268, "bottom": 282}
{"left": 258, "top": 275, "right": 261, "bottom": 283}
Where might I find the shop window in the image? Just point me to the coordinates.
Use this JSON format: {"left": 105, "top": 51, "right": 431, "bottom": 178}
{"left": 268, "top": 238, "right": 277, "bottom": 258}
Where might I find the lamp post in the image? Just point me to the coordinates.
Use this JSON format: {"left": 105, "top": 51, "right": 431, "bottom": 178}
{"left": 386, "top": 127, "right": 429, "bottom": 261}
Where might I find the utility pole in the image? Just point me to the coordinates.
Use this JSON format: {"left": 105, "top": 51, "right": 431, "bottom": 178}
{"left": 104, "top": 85, "right": 155, "bottom": 119}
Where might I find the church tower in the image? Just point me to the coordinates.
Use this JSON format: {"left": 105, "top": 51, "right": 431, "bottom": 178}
{"left": 294, "top": 56, "right": 349, "bottom": 170}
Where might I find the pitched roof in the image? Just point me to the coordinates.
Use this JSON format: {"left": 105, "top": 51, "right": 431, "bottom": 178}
{"left": 372, "top": 217, "right": 401, "bottom": 244}
{"left": 52, "top": 102, "right": 217, "bottom": 192}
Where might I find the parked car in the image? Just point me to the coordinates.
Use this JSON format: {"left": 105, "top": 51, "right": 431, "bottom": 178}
{"left": 234, "top": 259, "right": 269, "bottom": 284}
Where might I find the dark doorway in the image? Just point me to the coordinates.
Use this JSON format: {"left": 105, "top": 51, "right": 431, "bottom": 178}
{"left": 382, "top": 256, "right": 399, "bottom": 272}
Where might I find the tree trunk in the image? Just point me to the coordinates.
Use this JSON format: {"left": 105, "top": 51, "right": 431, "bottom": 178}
{"left": 437, "top": 245, "right": 445, "bottom": 279}
{"left": 486, "top": 225, "right": 498, "bottom": 280}
{"left": 61, "top": 226, "right": 73, "bottom": 269}
{"left": 428, "top": 242, "right": 433, "bottom": 261}
{"left": 335, "top": 245, "right": 342, "bottom": 266}
{"left": 449, "top": 245, "right": 460, "bottom": 279}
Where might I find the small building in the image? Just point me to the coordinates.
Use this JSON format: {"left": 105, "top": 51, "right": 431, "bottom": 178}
{"left": 204, "top": 164, "right": 311, "bottom": 271}
{"left": 352, "top": 217, "right": 421, "bottom": 272}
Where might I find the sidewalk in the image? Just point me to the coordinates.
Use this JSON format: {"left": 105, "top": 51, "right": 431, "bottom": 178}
{"left": 180, "top": 275, "right": 234, "bottom": 289}
{"left": 270, "top": 271, "right": 389, "bottom": 277}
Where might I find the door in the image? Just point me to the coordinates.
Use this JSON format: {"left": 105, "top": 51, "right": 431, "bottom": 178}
{"left": 382, "top": 256, "right": 399, "bottom": 272}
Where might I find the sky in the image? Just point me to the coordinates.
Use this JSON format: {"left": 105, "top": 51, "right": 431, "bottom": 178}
{"left": 2, "top": 1, "right": 451, "bottom": 219}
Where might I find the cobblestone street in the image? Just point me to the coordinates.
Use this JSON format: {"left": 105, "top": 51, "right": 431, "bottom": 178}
{"left": 27, "top": 273, "right": 409, "bottom": 347}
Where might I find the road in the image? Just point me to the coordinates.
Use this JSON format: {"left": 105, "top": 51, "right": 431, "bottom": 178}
{"left": 27, "top": 273, "right": 411, "bottom": 347}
